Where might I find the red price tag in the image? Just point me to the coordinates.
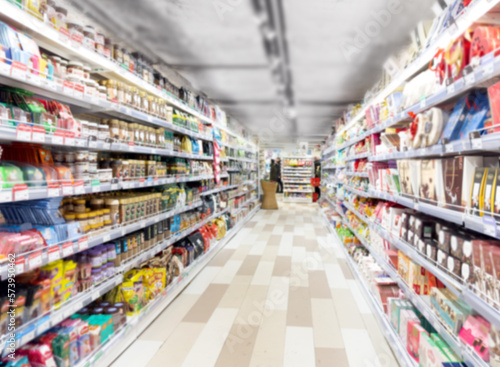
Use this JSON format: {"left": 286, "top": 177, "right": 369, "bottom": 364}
{"left": 16, "top": 124, "right": 32, "bottom": 141}
{"left": 78, "top": 237, "right": 88, "bottom": 251}
{"left": 74, "top": 83, "right": 84, "bottom": 99}
{"left": 47, "top": 182, "right": 60, "bottom": 197}
{"left": 52, "top": 130, "right": 65, "bottom": 145}
{"left": 70, "top": 32, "right": 83, "bottom": 48}
{"left": 62, "top": 81, "right": 75, "bottom": 96}
{"left": 10, "top": 61, "right": 27, "bottom": 80}
{"left": 28, "top": 251, "right": 43, "bottom": 270}
{"left": 65, "top": 131, "right": 75, "bottom": 146}
{"left": 62, "top": 242, "right": 74, "bottom": 257}
{"left": 61, "top": 182, "right": 73, "bottom": 196}
{"left": 13, "top": 184, "right": 29, "bottom": 201}
{"left": 59, "top": 27, "right": 70, "bottom": 43}
{"left": 74, "top": 180, "right": 84, "bottom": 195}
{"left": 47, "top": 246, "right": 61, "bottom": 263}
{"left": 15, "top": 257, "right": 25, "bottom": 274}
{"left": 32, "top": 126, "right": 45, "bottom": 143}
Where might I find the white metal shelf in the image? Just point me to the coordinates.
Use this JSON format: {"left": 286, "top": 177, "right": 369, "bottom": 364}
{"left": 344, "top": 171, "right": 369, "bottom": 178}
{"left": 0, "top": 174, "right": 214, "bottom": 205}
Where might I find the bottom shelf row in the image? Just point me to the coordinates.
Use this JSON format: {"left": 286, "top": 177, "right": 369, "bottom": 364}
{"left": 320, "top": 203, "right": 495, "bottom": 367}
{"left": 2, "top": 202, "right": 260, "bottom": 367}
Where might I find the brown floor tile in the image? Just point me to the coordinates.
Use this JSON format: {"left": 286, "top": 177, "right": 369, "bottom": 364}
{"left": 218, "top": 276, "right": 252, "bottom": 308}
{"left": 272, "top": 256, "right": 291, "bottom": 277}
{"left": 283, "top": 225, "right": 294, "bottom": 232}
{"left": 292, "top": 235, "right": 306, "bottom": 247}
{"left": 215, "top": 323, "right": 260, "bottom": 367}
{"left": 286, "top": 286, "right": 313, "bottom": 327}
{"left": 305, "top": 238, "right": 319, "bottom": 252}
{"left": 263, "top": 224, "right": 275, "bottom": 232}
{"left": 308, "top": 271, "right": 331, "bottom": 298}
{"left": 210, "top": 249, "right": 236, "bottom": 267}
{"left": 315, "top": 227, "right": 328, "bottom": 236}
{"left": 245, "top": 221, "right": 257, "bottom": 229}
{"left": 182, "top": 284, "right": 229, "bottom": 323}
{"left": 237, "top": 255, "right": 262, "bottom": 276}
{"left": 304, "top": 217, "right": 312, "bottom": 223}
{"left": 266, "top": 234, "right": 282, "bottom": 246}
{"left": 315, "top": 348, "right": 350, "bottom": 367}
{"left": 261, "top": 246, "right": 279, "bottom": 262}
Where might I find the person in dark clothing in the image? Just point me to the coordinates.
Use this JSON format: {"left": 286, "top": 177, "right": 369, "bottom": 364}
{"left": 270, "top": 159, "right": 278, "bottom": 181}
{"left": 276, "top": 158, "right": 283, "bottom": 193}
{"left": 314, "top": 157, "right": 321, "bottom": 200}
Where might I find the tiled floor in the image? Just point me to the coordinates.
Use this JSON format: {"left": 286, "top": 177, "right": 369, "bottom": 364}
{"left": 111, "top": 203, "right": 399, "bottom": 367}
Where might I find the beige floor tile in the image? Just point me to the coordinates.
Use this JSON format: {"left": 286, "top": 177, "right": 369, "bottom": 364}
{"left": 230, "top": 245, "right": 251, "bottom": 261}
{"left": 183, "top": 266, "right": 222, "bottom": 295}
{"left": 283, "top": 326, "right": 316, "bottom": 367}
{"left": 237, "top": 255, "right": 262, "bottom": 276}
{"left": 311, "top": 298, "right": 344, "bottom": 348}
{"left": 181, "top": 308, "right": 240, "bottom": 367}
{"left": 262, "top": 224, "right": 274, "bottom": 232}
{"left": 265, "top": 276, "right": 289, "bottom": 311}
{"left": 283, "top": 225, "right": 294, "bottom": 232}
{"left": 139, "top": 293, "right": 199, "bottom": 341}
{"left": 338, "top": 259, "right": 355, "bottom": 280}
{"left": 341, "top": 328, "right": 379, "bottom": 367}
{"left": 212, "top": 260, "right": 244, "bottom": 284}
{"left": 315, "top": 348, "right": 350, "bottom": 367}
{"left": 286, "top": 286, "right": 313, "bottom": 327}
{"left": 291, "top": 245, "right": 307, "bottom": 263}
{"left": 183, "top": 284, "right": 230, "bottom": 323}
{"left": 361, "top": 314, "right": 399, "bottom": 367}
{"left": 113, "top": 340, "right": 162, "bottom": 367}
{"left": 308, "top": 271, "right": 332, "bottom": 299}
{"left": 290, "top": 262, "right": 309, "bottom": 287}
{"left": 249, "top": 310, "right": 287, "bottom": 367}
{"left": 292, "top": 235, "right": 306, "bottom": 247}
{"left": 146, "top": 322, "right": 205, "bottom": 367}
{"left": 218, "top": 276, "right": 252, "bottom": 308}
{"left": 260, "top": 245, "right": 279, "bottom": 262}
{"left": 272, "top": 256, "right": 291, "bottom": 277}
{"left": 234, "top": 285, "right": 270, "bottom": 327}
{"left": 251, "top": 261, "right": 275, "bottom": 286}
{"left": 214, "top": 322, "right": 260, "bottom": 367}
{"left": 245, "top": 221, "right": 257, "bottom": 229}
{"left": 248, "top": 241, "right": 268, "bottom": 256}
{"left": 257, "top": 232, "right": 271, "bottom": 241}
{"left": 330, "top": 289, "right": 366, "bottom": 329}
{"left": 266, "top": 234, "right": 282, "bottom": 246}
{"left": 324, "top": 263, "right": 348, "bottom": 289}
{"left": 209, "top": 249, "right": 237, "bottom": 267}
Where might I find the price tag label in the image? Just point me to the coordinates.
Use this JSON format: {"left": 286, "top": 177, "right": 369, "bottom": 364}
{"left": 88, "top": 140, "right": 97, "bottom": 148}
{"left": 36, "top": 317, "right": 51, "bottom": 334}
{"left": 75, "top": 139, "right": 86, "bottom": 147}
{"left": 73, "top": 83, "right": 84, "bottom": 99}
{"left": 13, "top": 184, "right": 29, "bottom": 201}
{"left": 47, "top": 246, "right": 61, "bottom": 263}
{"left": 65, "top": 136, "right": 75, "bottom": 146}
{"left": 91, "top": 180, "right": 101, "bottom": 193}
{"left": 62, "top": 81, "right": 75, "bottom": 97}
{"left": 472, "top": 139, "right": 483, "bottom": 150}
{"left": 28, "top": 251, "right": 43, "bottom": 270}
{"left": 51, "top": 312, "right": 63, "bottom": 326}
{"left": 111, "top": 184, "right": 118, "bottom": 191}
{"left": 102, "top": 234, "right": 111, "bottom": 242}
{"left": 129, "top": 145, "right": 135, "bottom": 152}
{"left": 78, "top": 237, "right": 88, "bottom": 251}
{"left": 16, "top": 124, "right": 32, "bottom": 141}
{"left": 20, "top": 328, "right": 35, "bottom": 346}
{"left": 0, "top": 189, "right": 13, "bottom": 202}
{"left": 445, "top": 144, "right": 454, "bottom": 153}
{"left": 140, "top": 221, "right": 146, "bottom": 228}
{"left": 0, "top": 61, "right": 10, "bottom": 76}
{"left": 464, "top": 65, "right": 476, "bottom": 85}
{"left": 32, "top": 126, "right": 45, "bottom": 143}
{"left": 62, "top": 242, "right": 74, "bottom": 257}
{"left": 483, "top": 216, "right": 498, "bottom": 237}
{"left": 10, "top": 61, "right": 27, "bottom": 80}
{"left": 47, "top": 183, "right": 60, "bottom": 198}
{"left": 59, "top": 27, "right": 70, "bottom": 43}
{"left": 15, "top": 257, "right": 24, "bottom": 274}
{"left": 52, "top": 130, "right": 65, "bottom": 145}
{"left": 61, "top": 182, "right": 74, "bottom": 196}
{"left": 74, "top": 181, "right": 85, "bottom": 195}
{"left": 92, "top": 292, "right": 100, "bottom": 301}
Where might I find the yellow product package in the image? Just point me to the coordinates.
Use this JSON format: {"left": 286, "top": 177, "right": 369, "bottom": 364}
{"left": 142, "top": 269, "right": 156, "bottom": 302}
{"left": 39, "top": 260, "right": 64, "bottom": 309}
{"left": 61, "top": 260, "right": 77, "bottom": 303}
{"left": 120, "top": 271, "right": 144, "bottom": 316}
{"left": 153, "top": 268, "right": 166, "bottom": 294}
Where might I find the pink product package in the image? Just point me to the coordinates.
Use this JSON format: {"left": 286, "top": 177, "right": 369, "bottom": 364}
{"left": 459, "top": 315, "right": 491, "bottom": 361}
{"left": 26, "top": 343, "right": 58, "bottom": 367}
{"left": 0, "top": 232, "right": 42, "bottom": 257}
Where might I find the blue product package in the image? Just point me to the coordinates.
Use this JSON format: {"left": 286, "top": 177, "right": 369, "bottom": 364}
{"left": 191, "top": 138, "right": 199, "bottom": 155}
{"left": 33, "top": 225, "right": 58, "bottom": 246}
{"left": 66, "top": 222, "right": 82, "bottom": 241}
{"left": 440, "top": 95, "right": 469, "bottom": 143}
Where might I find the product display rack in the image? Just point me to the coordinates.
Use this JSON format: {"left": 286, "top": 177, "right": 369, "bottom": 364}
{"left": 320, "top": 210, "right": 418, "bottom": 367}
{"left": 0, "top": 2, "right": 263, "bottom": 364}
{"left": 282, "top": 156, "right": 314, "bottom": 202}
{"left": 77, "top": 203, "right": 260, "bottom": 367}
{"left": 319, "top": 1, "right": 500, "bottom": 365}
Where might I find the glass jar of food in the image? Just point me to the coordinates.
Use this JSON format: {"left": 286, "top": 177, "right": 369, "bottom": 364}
{"left": 102, "top": 208, "right": 112, "bottom": 227}
{"left": 111, "top": 160, "right": 122, "bottom": 179}
{"left": 84, "top": 80, "right": 96, "bottom": 96}
{"left": 87, "top": 122, "right": 98, "bottom": 139}
{"left": 114, "top": 45, "right": 123, "bottom": 64}
{"left": 140, "top": 92, "right": 149, "bottom": 111}
{"left": 75, "top": 150, "right": 89, "bottom": 162}
{"left": 121, "top": 160, "right": 130, "bottom": 180}
{"left": 99, "top": 169, "right": 112, "bottom": 182}
{"left": 90, "top": 198, "right": 104, "bottom": 211}
{"left": 116, "top": 82, "right": 124, "bottom": 104}
{"left": 120, "top": 121, "right": 129, "bottom": 142}
{"left": 109, "top": 120, "right": 120, "bottom": 140}
{"left": 105, "top": 198, "right": 120, "bottom": 225}
{"left": 67, "top": 61, "right": 84, "bottom": 80}
{"left": 82, "top": 65, "right": 91, "bottom": 81}
{"left": 53, "top": 151, "right": 64, "bottom": 163}
{"left": 98, "top": 85, "right": 107, "bottom": 100}
{"left": 55, "top": 6, "right": 68, "bottom": 30}
{"left": 98, "top": 124, "right": 109, "bottom": 141}
{"left": 83, "top": 26, "right": 96, "bottom": 50}
{"left": 131, "top": 88, "right": 140, "bottom": 108}
{"left": 76, "top": 213, "right": 89, "bottom": 233}
{"left": 64, "top": 213, "right": 75, "bottom": 223}
{"left": 124, "top": 84, "right": 132, "bottom": 106}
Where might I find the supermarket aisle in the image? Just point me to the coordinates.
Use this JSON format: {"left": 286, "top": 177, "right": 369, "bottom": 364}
{"left": 112, "top": 204, "right": 398, "bottom": 367}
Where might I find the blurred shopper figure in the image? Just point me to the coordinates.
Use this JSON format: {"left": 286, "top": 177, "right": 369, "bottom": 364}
{"left": 276, "top": 158, "right": 283, "bottom": 193}
{"left": 270, "top": 159, "right": 278, "bottom": 182}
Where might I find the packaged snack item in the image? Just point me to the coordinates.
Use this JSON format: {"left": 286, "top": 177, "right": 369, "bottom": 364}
{"left": 459, "top": 315, "right": 491, "bottom": 361}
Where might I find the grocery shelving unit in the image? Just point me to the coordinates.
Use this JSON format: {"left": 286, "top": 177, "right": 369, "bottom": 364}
{"left": 320, "top": 0, "right": 500, "bottom": 365}
{"left": 282, "top": 156, "right": 314, "bottom": 202}
{"left": 0, "top": 1, "right": 262, "bottom": 363}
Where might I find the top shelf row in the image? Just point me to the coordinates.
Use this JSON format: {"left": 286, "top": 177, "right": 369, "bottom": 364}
{"left": 338, "top": 0, "right": 500, "bottom": 136}
{"left": 0, "top": 1, "right": 256, "bottom": 150}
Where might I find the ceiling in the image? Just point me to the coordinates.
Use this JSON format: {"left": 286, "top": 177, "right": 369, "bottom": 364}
{"left": 69, "top": 0, "right": 437, "bottom": 146}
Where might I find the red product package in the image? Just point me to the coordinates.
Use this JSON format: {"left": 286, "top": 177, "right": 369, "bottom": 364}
{"left": 407, "top": 322, "right": 428, "bottom": 362}
{"left": 459, "top": 315, "right": 491, "bottom": 361}
{"left": 470, "top": 26, "right": 500, "bottom": 61}
{"left": 487, "top": 81, "right": 500, "bottom": 134}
